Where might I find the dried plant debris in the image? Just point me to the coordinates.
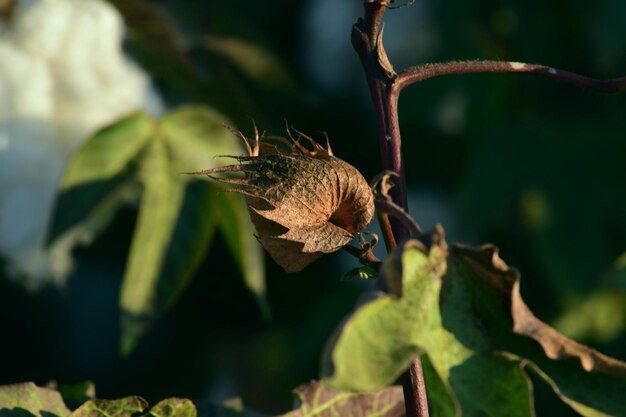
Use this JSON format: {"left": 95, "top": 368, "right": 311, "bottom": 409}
{"left": 194, "top": 126, "right": 375, "bottom": 272}
{"left": 453, "top": 244, "right": 626, "bottom": 377}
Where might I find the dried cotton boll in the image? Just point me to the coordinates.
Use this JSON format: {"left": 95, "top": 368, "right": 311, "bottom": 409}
{"left": 0, "top": 0, "right": 162, "bottom": 286}
{"left": 197, "top": 129, "right": 375, "bottom": 272}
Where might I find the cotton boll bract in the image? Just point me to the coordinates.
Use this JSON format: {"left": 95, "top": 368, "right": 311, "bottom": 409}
{"left": 196, "top": 129, "right": 375, "bottom": 273}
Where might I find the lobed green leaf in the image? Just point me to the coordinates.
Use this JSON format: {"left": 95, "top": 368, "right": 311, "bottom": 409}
{"left": 61, "top": 113, "right": 154, "bottom": 190}
{"left": 149, "top": 399, "right": 196, "bottom": 417}
{"left": 204, "top": 37, "right": 298, "bottom": 94}
{"left": 69, "top": 397, "right": 147, "bottom": 417}
{"left": 0, "top": 383, "right": 70, "bottom": 417}
{"left": 216, "top": 192, "right": 267, "bottom": 317}
{"left": 279, "top": 381, "right": 404, "bottom": 417}
{"left": 118, "top": 105, "right": 263, "bottom": 354}
{"left": 324, "top": 230, "right": 626, "bottom": 416}
{"left": 47, "top": 104, "right": 265, "bottom": 355}
{"left": 160, "top": 106, "right": 242, "bottom": 175}
{"left": 120, "top": 138, "right": 186, "bottom": 355}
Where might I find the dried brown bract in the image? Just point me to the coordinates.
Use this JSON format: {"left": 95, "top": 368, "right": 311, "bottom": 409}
{"left": 195, "top": 126, "right": 375, "bottom": 272}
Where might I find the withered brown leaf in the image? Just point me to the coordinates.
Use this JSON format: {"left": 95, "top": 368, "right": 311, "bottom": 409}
{"left": 195, "top": 127, "right": 375, "bottom": 272}
{"left": 452, "top": 244, "right": 626, "bottom": 377}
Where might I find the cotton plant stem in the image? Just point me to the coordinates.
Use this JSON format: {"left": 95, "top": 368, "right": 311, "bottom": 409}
{"left": 375, "top": 199, "right": 422, "bottom": 238}
{"left": 342, "top": 244, "right": 382, "bottom": 266}
{"left": 352, "top": 1, "right": 409, "bottom": 244}
{"left": 352, "top": 2, "right": 428, "bottom": 417}
{"left": 353, "top": 2, "right": 626, "bottom": 416}
{"left": 395, "top": 60, "right": 626, "bottom": 93}
{"left": 403, "top": 356, "right": 429, "bottom": 417}
{"left": 377, "top": 209, "right": 397, "bottom": 252}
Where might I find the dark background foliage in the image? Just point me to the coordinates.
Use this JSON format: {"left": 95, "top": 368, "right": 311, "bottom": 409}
{"left": 1, "top": 0, "right": 625, "bottom": 415}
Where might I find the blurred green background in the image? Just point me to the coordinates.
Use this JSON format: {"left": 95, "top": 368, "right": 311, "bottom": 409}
{"left": 1, "top": 0, "right": 625, "bottom": 415}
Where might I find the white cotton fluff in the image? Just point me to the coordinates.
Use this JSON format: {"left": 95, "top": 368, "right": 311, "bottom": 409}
{"left": 0, "top": 0, "right": 163, "bottom": 287}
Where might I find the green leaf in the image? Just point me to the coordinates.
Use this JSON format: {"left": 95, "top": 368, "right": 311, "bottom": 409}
{"left": 48, "top": 104, "right": 263, "bottom": 355}
{"left": 47, "top": 178, "right": 141, "bottom": 270}
{"left": 120, "top": 138, "right": 186, "bottom": 355}
{"left": 163, "top": 105, "right": 266, "bottom": 312}
{"left": 450, "top": 246, "right": 626, "bottom": 417}
{"left": 325, "top": 232, "right": 626, "bottom": 416}
{"left": 279, "top": 381, "right": 404, "bottom": 417}
{"left": 0, "top": 382, "right": 70, "bottom": 417}
{"left": 57, "top": 381, "right": 95, "bottom": 410}
{"left": 552, "top": 288, "right": 626, "bottom": 342}
{"left": 154, "top": 180, "right": 220, "bottom": 310}
{"left": 606, "top": 251, "right": 626, "bottom": 288}
{"left": 420, "top": 354, "right": 457, "bottom": 417}
{"left": 48, "top": 113, "right": 151, "bottom": 247}
{"left": 149, "top": 399, "right": 196, "bottom": 417}
{"left": 48, "top": 113, "right": 151, "bottom": 268}
{"left": 216, "top": 192, "right": 267, "bottom": 317}
{"left": 326, "top": 240, "right": 450, "bottom": 391}
{"left": 70, "top": 397, "right": 147, "bottom": 417}
{"left": 61, "top": 112, "right": 154, "bottom": 189}
{"left": 120, "top": 105, "right": 245, "bottom": 355}
{"left": 204, "top": 37, "right": 298, "bottom": 94}
{"left": 527, "top": 358, "right": 626, "bottom": 417}
{"left": 160, "top": 106, "right": 242, "bottom": 175}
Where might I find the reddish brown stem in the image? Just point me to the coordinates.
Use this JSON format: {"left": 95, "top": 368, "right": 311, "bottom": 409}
{"left": 352, "top": 2, "right": 409, "bottom": 244}
{"left": 342, "top": 244, "right": 382, "bottom": 266}
{"left": 375, "top": 199, "right": 422, "bottom": 238}
{"left": 353, "top": 2, "right": 427, "bottom": 417}
{"left": 395, "top": 60, "right": 626, "bottom": 93}
{"left": 377, "top": 210, "right": 397, "bottom": 252}
{"left": 403, "top": 356, "right": 429, "bottom": 417}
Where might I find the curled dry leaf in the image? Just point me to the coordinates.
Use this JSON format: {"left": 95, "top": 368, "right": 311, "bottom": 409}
{"left": 512, "top": 280, "right": 626, "bottom": 377}
{"left": 327, "top": 236, "right": 626, "bottom": 415}
{"left": 452, "top": 244, "right": 626, "bottom": 378}
{"left": 194, "top": 127, "right": 374, "bottom": 272}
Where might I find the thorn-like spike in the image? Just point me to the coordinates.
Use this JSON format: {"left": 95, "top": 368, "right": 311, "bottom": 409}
{"left": 369, "top": 170, "right": 399, "bottom": 190}
{"left": 321, "top": 131, "right": 333, "bottom": 156}
{"left": 212, "top": 154, "right": 247, "bottom": 161}
{"left": 209, "top": 177, "right": 255, "bottom": 186}
{"left": 283, "top": 117, "right": 295, "bottom": 142}
{"left": 261, "top": 135, "right": 294, "bottom": 152}
{"left": 291, "top": 126, "right": 317, "bottom": 148}
{"left": 249, "top": 117, "right": 260, "bottom": 157}
{"left": 290, "top": 136, "right": 313, "bottom": 157}
{"left": 224, "top": 124, "right": 253, "bottom": 157}
{"left": 188, "top": 164, "right": 248, "bottom": 177}
{"left": 288, "top": 126, "right": 331, "bottom": 158}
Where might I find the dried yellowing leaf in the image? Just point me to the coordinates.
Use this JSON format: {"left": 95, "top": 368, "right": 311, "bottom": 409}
{"left": 195, "top": 128, "right": 374, "bottom": 272}
{"left": 280, "top": 381, "right": 404, "bottom": 417}
{"left": 452, "top": 244, "right": 626, "bottom": 377}
{"left": 512, "top": 280, "right": 626, "bottom": 376}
